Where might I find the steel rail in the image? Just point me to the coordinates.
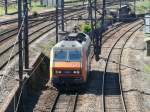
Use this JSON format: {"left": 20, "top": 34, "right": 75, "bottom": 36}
{"left": 0, "top": 8, "right": 83, "bottom": 43}
{"left": 50, "top": 92, "right": 78, "bottom": 112}
{"left": 0, "top": 10, "right": 86, "bottom": 57}
{"left": 0, "top": 0, "right": 123, "bottom": 26}
{"left": 0, "top": 11, "right": 87, "bottom": 70}
{"left": 101, "top": 20, "right": 143, "bottom": 112}
{"left": 0, "top": 3, "right": 87, "bottom": 26}
{"left": 118, "top": 24, "right": 144, "bottom": 112}
{"left": 50, "top": 92, "right": 61, "bottom": 112}
{"left": 0, "top": 19, "right": 47, "bottom": 41}
{"left": 66, "top": 93, "right": 78, "bottom": 112}
{"left": 90, "top": 22, "right": 131, "bottom": 59}
{"left": 91, "top": 20, "right": 140, "bottom": 63}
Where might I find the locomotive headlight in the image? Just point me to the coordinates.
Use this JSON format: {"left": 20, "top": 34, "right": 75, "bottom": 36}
{"left": 55, "top": 70, "right": 62, "bottom": 74}
{"left": 73, "top": 71, "right": 77, "bottom": 74}
{"left": 73, "top": 70, "right": 80, "bottom": 74}
{"left": 58, "top": 71, "right": 62, "bottom": 74}
{"left": 76, "top": 70, "right": 80, "bottom": 74}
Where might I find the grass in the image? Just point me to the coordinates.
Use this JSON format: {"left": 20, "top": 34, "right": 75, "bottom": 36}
{"left": 29, "top": 1, "right": 52, "bottom": 12}
{"left": 0, "top": 1, "right": 52, "bottom": 16}
{"left": 0, "top": 3, "right": 18, "bottom": 16}
{"left": 0, "top": 0, "right": 84, "bottom": 16}
{"left": 0, "top": 7, "right": 5, "bottom": 15}
{"left": 136, "top": 0, "right": 150, "bottom": 9}
{"left": 131, "top": 0, "right": 150, "bottom": 14}
{"left": 144, "top": 65, "right": 150, "bottom": 80}
{"left": 144, "top": 64, "right": 150, "bottom": 74}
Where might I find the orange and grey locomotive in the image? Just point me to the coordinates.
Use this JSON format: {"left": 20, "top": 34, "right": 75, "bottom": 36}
{"left": 50, "top": 33, "right": 91, "bottom": 86}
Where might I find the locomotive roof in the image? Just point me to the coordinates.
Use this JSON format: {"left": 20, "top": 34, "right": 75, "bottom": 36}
{"left": 53, "top": 40, "right": 82, "bottom": 49}
{"left": 68, "top": 33, "right": 78, "bottom": 37}
{"left": 64, "top": 32, "right": 89, "bottom": 42}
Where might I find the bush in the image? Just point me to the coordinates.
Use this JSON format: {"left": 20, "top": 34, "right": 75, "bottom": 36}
{"left": 80, "top": 23, "right": 92, "bottom": 33}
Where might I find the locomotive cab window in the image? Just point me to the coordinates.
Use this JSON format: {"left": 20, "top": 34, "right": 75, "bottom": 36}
{"left": 54, "top": 50, "right": 67, "bottom": 61}
{"left": 69, "top": 50, "right": 81, "bottom": 61}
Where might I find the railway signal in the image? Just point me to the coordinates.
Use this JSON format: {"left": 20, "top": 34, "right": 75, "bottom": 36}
{"left": 16, "top": 0, "right": 29, "bottom": 110}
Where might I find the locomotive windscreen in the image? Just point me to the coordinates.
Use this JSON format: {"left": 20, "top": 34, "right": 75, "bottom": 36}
{"left": 54, "top": 49, "right": 81, "bottom": 62}
{"left": 54, "top": 50, "right": 67, "bottom": 61}
{"left": 68, "top": 50, "right": 81, "bottom": 61}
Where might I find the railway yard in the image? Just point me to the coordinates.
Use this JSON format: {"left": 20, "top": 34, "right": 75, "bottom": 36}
{"left": 0, "top": 0, "right": 150, "bottom": 112}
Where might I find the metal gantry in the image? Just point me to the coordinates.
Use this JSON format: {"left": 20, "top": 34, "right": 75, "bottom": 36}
{"left": 61, "top": 0, "right": 65, "bottom": 31}
{"left": 4, "top": 0, "right": 8, "bottom": 14}
{"left": 17, "top": 0, "right": 29, "bottom": 110}
{"left": 18, "top": 0, "right": 23, "bottom": 86}
{"left": 88, "top": 0, "right": 94, "bottom": 38}
{"left": 23, "top": 0, "right": 29, "bottom": 69}
{"left": 17, "top": 0, "right": 23, "bottom": 111}
{"left": 55, "top": 0, "right": 59, "bottom": 43}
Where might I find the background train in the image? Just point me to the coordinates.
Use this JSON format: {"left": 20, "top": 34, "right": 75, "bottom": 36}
{"left": 50, "top": 32, "right": 91, "bottom": 86}
{"left": 117, "top": 4, "right": 136, "bottom": 21}
{"left": 109, "top": 4, "right": 136, "bottom": 22}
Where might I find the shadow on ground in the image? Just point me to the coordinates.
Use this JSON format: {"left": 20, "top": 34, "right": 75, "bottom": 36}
{"left": 23, "top": 54, "right": 50, "bottom": 112}
{"left": 22, "top": 60, "right": 120, "bottom": 111}
{"left": 59, "top": 70, "right": 121, "bottom": 96}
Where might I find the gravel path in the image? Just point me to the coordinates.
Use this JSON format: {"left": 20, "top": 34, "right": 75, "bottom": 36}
{"left": 121, "top": 27, "right": 150, "bottom": 112}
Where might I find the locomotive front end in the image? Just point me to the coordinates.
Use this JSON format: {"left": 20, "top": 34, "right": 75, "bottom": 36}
{"left": 51, "top": 49, "right": 85, "bottom": 85}
{"left": 50, "top": 41, "right": 87, "bottom": 86}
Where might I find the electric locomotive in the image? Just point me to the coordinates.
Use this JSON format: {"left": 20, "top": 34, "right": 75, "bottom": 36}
{"left": 50, "top": 32, "right": 91, "bottom": 86}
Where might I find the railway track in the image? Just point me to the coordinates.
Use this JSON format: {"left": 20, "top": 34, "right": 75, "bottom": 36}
{"left": 0, "top": 0, "right": 123, "bottom": 27}
{"left": 101, "top": 20, "right": 143, "bottom": 112}
{"left": 0, "top": 10, "right": 87, "bottom": 70}
{"left": 0, "top": 1, "right": 144, "bottom": 111}
{"left": 0, "top": 9, "right": 88, "bottom": 111}
{"left": 117, "top": 22, "right": 144, "bottom": 112}
{"left": 24, "top": 20, "right": 144, "bottom": 111}
{"left": 0, "top": 2, "right": 86, "bottom": 26}
{"left": 34, "top": 22, "right": 131, "bottom": 112}
{"left": 46, "top": 21, "right": 143, "bottom": 112}
{"left": 0, "top": 7, "right": 84, "bottom": 43}
{"left": 50, "top": 92, "right": 78, "bottom": 112}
